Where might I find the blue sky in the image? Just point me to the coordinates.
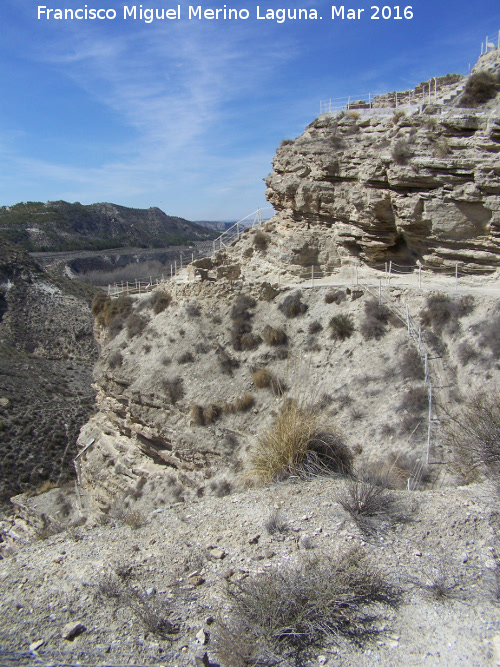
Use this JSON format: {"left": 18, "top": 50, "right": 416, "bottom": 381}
{"left": 1, "top": 1, "right": 499, "bottom": 220}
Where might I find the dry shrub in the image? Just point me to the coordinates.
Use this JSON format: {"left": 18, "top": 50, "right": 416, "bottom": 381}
{"left": 460, "top": 70, "right": 499, "bottom": 107}
{"left": 218, "top": 348, "right": 240, "bottom": 375}
{"left": 230, "top": 294, "right": 256, "bottom": 320}
{"left": 324, "top": 289, "right": 346, "bottom": 305}
{"left": 420, "top": 294, "right": 474, "bottom": 335}
{"left": 250, "top": 400, "right": 350, "bottom": 482}
{"left": 126, "top": 312, "right": 148, "bottom": 339}
{"left": 124, "top": 509, "right": 146, "bottom": 529}
{"left": 478, "top": 307, "right": 500, "bottom": 358}
{"left": 329, "top": 313, "right": 355, "bottom": 340}
{"left": 148, "top": 291, "right": 171, "bottom": 314}
{"left": 234, "top": 393, "right": 255, "bottom": 412}
{"left": 457, "top": 341, "right": 478, "bottom": 366}
{"left": 203, "top": 404, "right": 222, "bottom": 424}
{"left": 265, "top": 510, "right": 288, "bottom": 535}
{"left": 253, "top": 230, "right": 269, "bottom": 251}
{"left": 442, "top": 392, "right": 500, "bottom": 485}
{"left": 308, "top": 320, "right": 323, "bottom": 335}
{"left": 92, "top": 294, "right": 134, "bottom": 337}
{"left": 107, "top": 350, "right": 123, "bottom": 369}
{"left": 279, "top": 291, "right": 308, "bottom": 318}
{"left": 262, "top": 324, "right": 287, "bottom": 346}
{"left": 177, "top": 351, "right": 194, "bottom": 364}
{"left": 336, "top": 479, "right": 400, "bottom": 534}
{"left": 392, "top": 139, "right": 413, "bottom": 165}
{"left": 252, "top": 368, "right": 273, "bottom": 388}
{"left": 162, "top": 377, "right": 184, "bottom": 404}
{"left": 190, "top": 404, "right": 205, "bottom": 426}
{"left": 217, "top": 549, "right": 400, "bottom": 664}
{"left": 186, "top": 302, "right": 201, "bottom": 317}
{"left": 360, "top": 299, "right": 392, "bottom": 340}
{"left": 401, "top": 347, "right": 425, "bottom": 380}
{"left": 239, "top": 332, "right": 261, "bottom": 350}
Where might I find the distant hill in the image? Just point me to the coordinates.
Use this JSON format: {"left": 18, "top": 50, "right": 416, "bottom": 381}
{"left": 194, "top": 220, "right": 235, "bottom": 232}
{"left": 0, "top": 201, "right": 217, "bottom": 252}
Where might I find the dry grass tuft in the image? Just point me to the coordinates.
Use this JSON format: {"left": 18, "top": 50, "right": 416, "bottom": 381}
{"left": 329, "top": 313, "right": 355, "bottom": 340}
{"left": 262, "top": 324, "right": 287, "bottom": 346}
{"left": 252, "top": 368, "right": 273, "bottom": 389}
{"left": 250, "top": 400, "right": 350, "bottom": 482}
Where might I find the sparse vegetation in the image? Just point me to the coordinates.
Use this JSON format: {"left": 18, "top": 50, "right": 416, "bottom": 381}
{"left": 336, "top": 478, "right": 400, "bottom": 534}
{"left": 265, "top": 510, "right": 288, "bottom": 535}
{"left": 308, "top": 320, "right": 323, "bottom": 335}
{"left": 329, "top": 313, "right": 355, "bottom": 340}
{"left": 252, "top": 368, "right": 273, "bottom": 389}
{"left": 185, "top": 302, "right": 201, "bottom": 317}
{"left": 126, "top": 313, "right": 148, "bottom": 339}
{"left": 401, "top": 347, "right": 425, "bottom": 380}
{"left": 420, "top": 294, "right": 474, "bottom": 335}
{"left": 279, "top": 291, "right": 308, "bottom": 318}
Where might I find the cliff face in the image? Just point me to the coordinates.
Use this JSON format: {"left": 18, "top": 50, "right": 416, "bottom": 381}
{"left": 262, "top": 56, "right": 500, "bottom": 273}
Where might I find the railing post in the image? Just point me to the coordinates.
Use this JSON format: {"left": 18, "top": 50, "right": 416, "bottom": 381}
{"left": 406, "top": 304, "right": 410, "bottom": 335}
{"left": 388, "top": 261, "right": 392, "bottom": 285}
{"left": 418, "top": 264, "right": 422, "bottom": 289}
{"left": 379, "top": 279, "right": 382, "bottom": 304}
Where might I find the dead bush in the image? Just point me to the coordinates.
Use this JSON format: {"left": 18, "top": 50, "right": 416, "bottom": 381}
{"left": 420, "top": 294, "right": 474, "bottom": 335}
{"left": 162, "top": 377, "right": 184, "bottom": 404}
{"left": 279, "top": 291, "right": 308, "bottom": 318}
{"left": 442, "top": 392, "right": 500, "bottom": 486}
{"left": 186, "top": 302, "right": 201, "bottom": 317}
{"left": 392, "top": 139, "right": 413, "bottom": 165}
{"left": 218, "top": 549, "right": 400, "bottom": 664}
{"left": 360, "top": 299, "right": 392, "bottom": 340}
{"left": 107, "top": 350, "right": 123, "bottom": 369}
{"left": 239, "top": 332, "right": 261, "bottom": 350}
{"left": 124, "top": 509, "right": 147, "bottom": 529}
{"left": 329, "top": 313, "right": 355, "bottom": 340}
{"left": 250, "top": 400, "right": 350, "bottom": 482}
{"left": 457, "top": 341, "right": 478, "bottom": 365}
{"left": 203, "top": 404, "right": 222, "bottom": 424}
{"left": 262, "top": 324, "right": 288, "bottom": 346}
{"left": 324, "top": 289, "right": 346, "bottom": 305}
{"left": 478, "top": 308, "right": 500, "bottom": 358}
{"left": 230, "top": 294, "right": 256, "bottom": 321}
{"left": 265, "top": 510, "right": 288, "bottom": 535}
{"left": 210, "top": 479, "right": 232, "bottom": 497}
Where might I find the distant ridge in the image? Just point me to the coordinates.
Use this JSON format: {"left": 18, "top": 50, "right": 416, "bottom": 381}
{"left": 0, "top": 200, "right": 216, "bottom": 252}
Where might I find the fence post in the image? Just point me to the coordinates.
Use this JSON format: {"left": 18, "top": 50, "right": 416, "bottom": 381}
{"left": 379, "top": 279, "right": 382, "bottom": 304}
{"left": 180, "top": 254, "right": 183, "bottom": 270}
{"left": 418, "top": 265, "right": 422, "bottom": 289}
{"left": 424, "top": 353, "right": 429, "bottom": 384}
{"left": 175, "top": 260, "right": 177, "bottom": 275}
{"left": 406, "top": 305, "right": 410, "bottom": 335}
{"left": 311, "top": 265, "right": 314, "bottom": 287}
{"left": 388, "top": 261, "right": 392, "bottom": 285}
{"left": 418, "top": 327, "right": 422, "bottom": 353}
{"left": 426, "top": 384, "right": 433, "bottom": 464}
{"left": 170, "top": 265, "right": 173, "bottom": 280}
{"left": 192, "top": 252, "right": 194, "bottom": 263}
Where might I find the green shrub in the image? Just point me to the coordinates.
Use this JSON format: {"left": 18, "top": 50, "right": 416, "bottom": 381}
{"left": 329, "top": 313, "right": 355, "bottom": 340}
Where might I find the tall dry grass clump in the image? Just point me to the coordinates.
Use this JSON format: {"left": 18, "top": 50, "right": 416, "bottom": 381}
{"left": 250, "top": 400, "right": 351, "bottom": 482}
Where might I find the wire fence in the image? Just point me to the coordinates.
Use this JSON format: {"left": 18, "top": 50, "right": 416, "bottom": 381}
{"left": 107, "top": 207, "right": 272, "bottom": 297}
